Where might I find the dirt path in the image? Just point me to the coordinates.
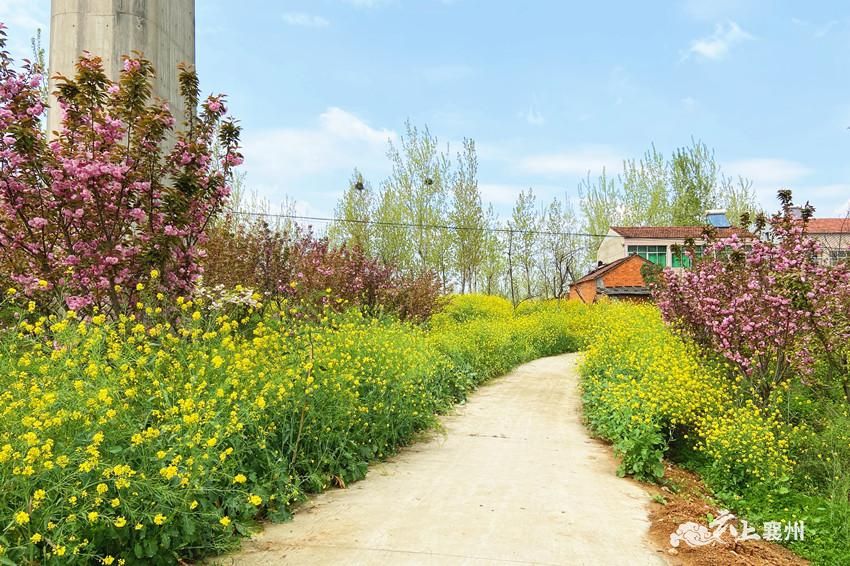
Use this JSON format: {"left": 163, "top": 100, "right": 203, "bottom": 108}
{"left": 219, "top": 353, "right": 666, "bottom": 565}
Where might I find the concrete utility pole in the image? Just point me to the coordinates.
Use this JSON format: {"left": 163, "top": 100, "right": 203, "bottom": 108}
{"left": 47, "top": 0, "right": 196, "bottom": 135}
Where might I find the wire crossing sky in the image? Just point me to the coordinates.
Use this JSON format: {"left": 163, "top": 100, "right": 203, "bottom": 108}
{"left": 227, "top": 209, "right": 619, "bottom": 239}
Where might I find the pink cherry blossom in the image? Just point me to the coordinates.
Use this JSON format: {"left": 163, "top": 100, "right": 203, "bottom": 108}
{"left": 0, "top": 31, "right": 243, "bottom": 317}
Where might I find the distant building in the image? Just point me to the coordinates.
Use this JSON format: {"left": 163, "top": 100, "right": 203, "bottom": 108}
{"left": 568, "top": 255, "right": 651, "bottom": 304}
{"left": 576, "top": 210, "right": 747, "bottom": 304}
{"left": 596, "top": 224, "right": 749, "bottom": 268}
{"left": 806, "top": 218, "right": 850, "bottom": 265}
{"left": 596, "top": 211, "right": 751, "bottom": 268}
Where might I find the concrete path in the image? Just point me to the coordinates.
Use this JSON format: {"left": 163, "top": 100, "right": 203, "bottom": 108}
{"left": 219, "top": 353, "right": 666, "bottom": 566}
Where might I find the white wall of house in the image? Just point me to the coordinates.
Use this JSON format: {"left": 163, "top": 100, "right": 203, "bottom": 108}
{"left": 597, "top": 231, "right": 704, "bottom": 268}
{"left": 596, "top": 230, "right": 625, "bottom": 264}
{"left": 813, "top": 233, "right": 850, "bottom": 264}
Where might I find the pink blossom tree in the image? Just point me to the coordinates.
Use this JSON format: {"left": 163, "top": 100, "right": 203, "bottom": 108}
{"left": 656, "top": 191, "right": 850, "bottom": 406}
{"left": 0, "top": 23, "right": 242, "bottom": 316}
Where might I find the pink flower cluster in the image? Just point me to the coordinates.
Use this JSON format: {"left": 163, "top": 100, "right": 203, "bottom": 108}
{"left": 0, "top": 26, "right": 243, "bottom": 316}
{"left": 655, "top": 204, "right": 850, "bottom": 405}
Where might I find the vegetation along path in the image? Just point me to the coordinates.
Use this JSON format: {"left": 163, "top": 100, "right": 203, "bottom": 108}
{"left": 221, "top": 353, "right": 665, "bottom": 565}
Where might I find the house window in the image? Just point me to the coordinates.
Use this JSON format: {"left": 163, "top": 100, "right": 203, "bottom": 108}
{"left": 831, "top": 250, "right": 850, "bottom": 264}
{"left": 628, "top": 245, "right": 667, "bottom": 267}
{"left": 672, "top": 246, "right": 704, "bottom": 268}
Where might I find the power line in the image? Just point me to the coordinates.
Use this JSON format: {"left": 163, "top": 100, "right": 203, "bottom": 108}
{"left": 225, "top": 209, "right": 616, "bottom": 239}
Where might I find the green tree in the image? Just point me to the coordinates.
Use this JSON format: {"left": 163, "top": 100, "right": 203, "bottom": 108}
{"left": 449, "top": 139, "right": 484, "bottom": 293}
{"left": 578, "top": 167, "right": 621, "bottom": 268}
{"left": 384, "top": 121, "right": 452, "bottom": 287}
{"left": 31, "top": 28, "right": 48, "bottom": 107}
{"left": 718, "top": 175, "right": 759, "bottom": 227}
{"left": 478, "top": 204, "right": 505, "bottom": 295}
{"left": 670, "top": 139, "right": 718, "bottom": 225}
{"left": 373, "top": 186, "right": 413, "bottom": 270}
{"left": 330, "top": 169, "right": 375, "bottom": 253}
{"left": 621, "top": 144, "right": 670, "bottom": 226}
{"left": 509, "top": 188, "right": 538, "bottom": 300}
{"left": 542, "top": 196, "right": 581, "bottom": 298}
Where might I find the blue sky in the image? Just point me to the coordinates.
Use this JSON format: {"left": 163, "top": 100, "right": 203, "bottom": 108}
{"left": 3, "top": 0, "right": 850, "bottom": 220}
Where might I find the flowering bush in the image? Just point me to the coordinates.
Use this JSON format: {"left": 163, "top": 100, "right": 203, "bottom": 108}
{"left": 0, "top": 295, "right": 583, "bottom": 563}
{"left": 581, "top": 302, "right": 794, "bottom": 485}
{"left": 203, "top": 222, "right": 442, "bottom": 322}
{"left": 581, "top": 302, "right": 850, "bottom": 563}
{"left": 429, "top": 293, "right": 514, "bottom": 325}
{"left": 0, "top": 24, "right": 241, "bottom": 317}
{"left": 655, "top": 192, "right": 850, "bottom": 406}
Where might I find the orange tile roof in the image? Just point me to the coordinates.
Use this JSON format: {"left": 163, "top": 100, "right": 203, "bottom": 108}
{"left": 807, "top": 218, "right": 850, "bottom": 234}
{"left": 610, "top": 226, "right": 750, "bottom": 239}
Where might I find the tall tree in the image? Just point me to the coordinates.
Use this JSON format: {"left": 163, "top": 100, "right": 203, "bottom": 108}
{"left": 718, "top": 175, "right": 759, "bottom": 227}
{"left": 373, "top": 186, "right": 413, "bottom": 270}
{"left": 449, "top": 139, "right": 485, "bottom": 293}
{"left": 542, "top": 196, "right": 581, "bottom": 298}
{"left": 670, "top": 139, "right": 718, "bottom": 225}
{"left": 578, "top": 167, "right": 621, "bottom": 268}
{"left": 478, "top": 204, "right": 504, "bottom": 295}
{"left": 621, "top": 144, "right": 670, "bottom": 226}
{"left": 330, "top": 169, "right": 375, "bottom": 253}
{"left": 509, "top": 188, "right": 538, "bottom": 300}
{"left": 384, "top": 121, "right": 452, "bottom": 287}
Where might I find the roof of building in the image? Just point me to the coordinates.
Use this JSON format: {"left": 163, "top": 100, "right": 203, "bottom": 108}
{"left": 571, "top": 254, "right": 650, "bottom": 286}
{"left": 609, "top": 226, "right": 749, "bottom": 239}
{"left": 807, "top": 218, "right": 850, "bottom": 234}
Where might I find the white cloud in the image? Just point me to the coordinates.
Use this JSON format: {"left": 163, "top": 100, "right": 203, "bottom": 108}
{"left": 723, "top": 158, "right": 816, "bottom": 208}
{"left": 795, "top": 185, "right": 850, "bottom": 214}
{"left": 282, "top": 12, "right": 330, "bottom": 28}
{"left": 519, "top": 106, "right": 545, "bottom": 126}
{"left": 724, "top": 158, "right": 811, "bottom": 185}
{"left": 681, "top": 96, "right": 698, "bottom": 110}
{"left": 686, "top": 21, "right": 753, "bottom": 60}
{"left": 723, "top": 160, "right": 850, "bottom": 214}
{"left": 791, "top": 17, "right": 838, "bottom": 39}
{"left": 241, "top": 107, "right": 396, "bottom": 209}
{"left": 479, "top": 183, "right": 526, "bottom": 205}
{"left": 519, "top": 146, "right": 623, "bottom": 176}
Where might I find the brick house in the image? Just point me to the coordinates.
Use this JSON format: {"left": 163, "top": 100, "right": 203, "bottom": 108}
{"left": 568, "top": 254, "right": 651, "bottom": 304}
